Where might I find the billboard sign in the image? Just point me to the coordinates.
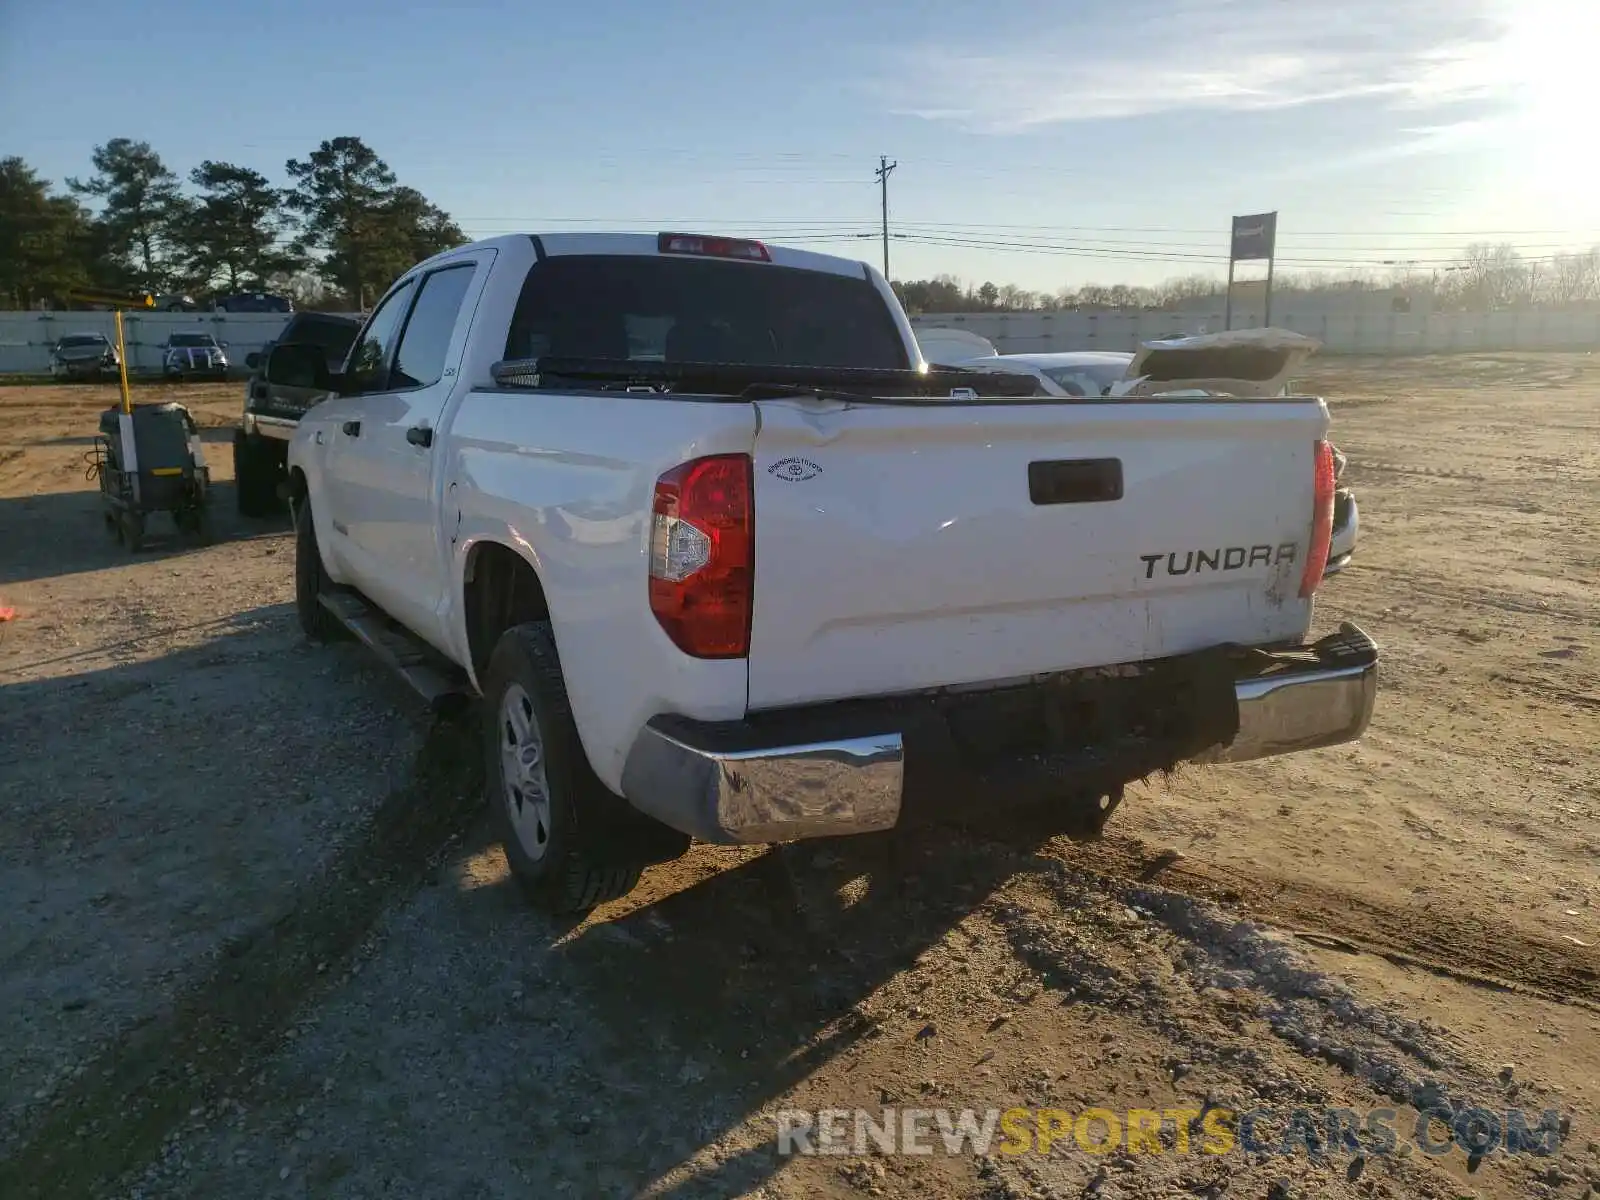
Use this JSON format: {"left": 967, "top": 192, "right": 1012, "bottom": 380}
{"left": 1230, "top": 212, "right": 1278, "bottom": 261}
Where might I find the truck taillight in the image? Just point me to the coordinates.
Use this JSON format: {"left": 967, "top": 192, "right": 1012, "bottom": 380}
{"left": 1299, "top": 439, "right": 1336, "bottom": 599}
{"left": 657, "top": 232, "right": 771, "bottom": 262}
{"left": 649, "top": 454, "right": 753, "bottom": 658}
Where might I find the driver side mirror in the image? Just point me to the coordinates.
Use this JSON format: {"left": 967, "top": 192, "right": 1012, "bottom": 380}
{"left": 264, "top": 342, "right": 339, "bottom": 393}
{"left": 244, "top": 352, "right": 260, "bottom": 370}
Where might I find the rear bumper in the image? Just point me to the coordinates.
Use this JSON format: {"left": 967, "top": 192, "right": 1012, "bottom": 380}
{"left": 1189, "top": 622, "right": 1378, "bottom": 764}
{"left": 243, "top": 412, "right": 299, "bottom": 442}
{"left": 621, "top": 623, "right": 1380, "bottom": 844}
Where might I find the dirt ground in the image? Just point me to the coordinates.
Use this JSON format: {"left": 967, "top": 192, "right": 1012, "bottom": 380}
{"left": 0, "top": 359, "right": 1596, "bottom": 1200}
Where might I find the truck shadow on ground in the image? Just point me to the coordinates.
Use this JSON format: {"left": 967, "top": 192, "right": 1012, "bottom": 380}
{"left": 540, "top": 825, "right": 1057, "bottom": 1198}
{"left": 0, "top": 677, "right": 1073, "bottom": 1198}
{"left": 0, "top": 485, "right": 290, "bottom": 587}
{"left": 0, "top": 593, "right": 1131, "bottom": 1200}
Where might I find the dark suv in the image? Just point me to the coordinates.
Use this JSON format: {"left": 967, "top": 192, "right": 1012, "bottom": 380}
{"left": 233, "top": 312, "right": 360, "bottom": 516}
{"left": 214, "top": 292, "right": 293, "bottom": 313}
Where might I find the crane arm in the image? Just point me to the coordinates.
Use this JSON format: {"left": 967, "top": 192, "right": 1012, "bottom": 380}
{"left": 65, "top": 289, "right": 156, "bottom": 309}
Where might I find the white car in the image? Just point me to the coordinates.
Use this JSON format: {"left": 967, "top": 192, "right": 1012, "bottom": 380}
{"left": 266, "top": 232, "right": 1377, "bottom": 913}
{"left": 953, "top": 331, "right": 1358, "bottom": 574}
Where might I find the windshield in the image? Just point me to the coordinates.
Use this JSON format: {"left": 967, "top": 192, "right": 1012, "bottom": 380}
{"left": 58, "top": 335, "right": 107, "bottom": 348}
{"left": 168, "top": 333, "right": 217, "bottom": 348}
{"left": 504, "top": 255, "right": 909, "bottom": 371}
{"left": 1040, "top": 361, "right": 1132, "bottom": 397}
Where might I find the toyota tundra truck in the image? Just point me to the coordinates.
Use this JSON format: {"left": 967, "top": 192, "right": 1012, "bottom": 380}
{"left": 264, "top": 232, "right": 1379, "bottom": 913}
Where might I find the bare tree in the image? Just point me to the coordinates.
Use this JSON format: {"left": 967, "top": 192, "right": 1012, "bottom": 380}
{"left": 1458, "top": 242, "right": 1531, "bottom": 309}
{"left": 1542, "top": 249, "right": 1600, "bottom": 307}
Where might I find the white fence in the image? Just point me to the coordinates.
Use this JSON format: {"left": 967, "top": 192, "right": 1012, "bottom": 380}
{"left": 0, "top": 311, "right": 326, "bottom": 376}
{"left": 5, "top": 304, "right": 1600, "bottom": 376}
{"left": 908, "top": 307, "right": 1600, "bottom": 356}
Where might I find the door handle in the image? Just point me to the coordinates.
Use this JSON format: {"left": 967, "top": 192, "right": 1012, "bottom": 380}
{"left": 342, "top": 420, "right": 361, "bottom": 437}
{"left": 406, "top": 425, "right": 433, "bottom": 448}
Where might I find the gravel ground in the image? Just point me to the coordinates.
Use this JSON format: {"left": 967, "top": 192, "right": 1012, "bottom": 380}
{"left": 0, "top": 362, "right": 1596, "bottom": 1199}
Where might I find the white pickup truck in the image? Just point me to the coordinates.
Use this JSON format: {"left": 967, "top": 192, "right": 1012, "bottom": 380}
{"left": 265, "top": 231, "right": 1378, "bottom": 913}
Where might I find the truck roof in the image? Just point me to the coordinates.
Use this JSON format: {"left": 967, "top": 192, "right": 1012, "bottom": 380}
{"left": 418, "top": 232, "right": 875, "bottom": 280}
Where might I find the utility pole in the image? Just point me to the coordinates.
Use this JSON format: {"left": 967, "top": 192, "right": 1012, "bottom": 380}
{"left": 874, "top": 155, "right": 898, "bottom": 280}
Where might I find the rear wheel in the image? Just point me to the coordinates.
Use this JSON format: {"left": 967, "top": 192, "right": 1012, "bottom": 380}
{"left": 293, "top": 497, "right": 345, "bottom": 642}
{"left": 482, "top": 621, "right": 651, "bottom": 913}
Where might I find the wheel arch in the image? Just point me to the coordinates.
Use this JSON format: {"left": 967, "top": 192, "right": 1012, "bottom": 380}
{"left": 459, "top": 537, "right": 552, "bottom": 693}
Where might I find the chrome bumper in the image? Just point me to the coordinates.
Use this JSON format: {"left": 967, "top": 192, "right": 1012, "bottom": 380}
{"left": 622, "top": 623, "right": 1378, "bottom": 844}
{"left": 1195, "top": 622, "right": 1379, "bottom": 764}
{"left": 621, "top": 723, "right": 904, "bottom": 844}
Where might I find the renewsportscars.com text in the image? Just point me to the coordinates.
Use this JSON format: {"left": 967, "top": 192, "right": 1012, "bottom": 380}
{"left": 775, "top": 1106, "right": 1568, "bottom": 1160}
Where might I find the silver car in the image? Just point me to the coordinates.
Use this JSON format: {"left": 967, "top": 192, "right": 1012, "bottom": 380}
{"left": 50, "top": 333, "right": 120, "bottom": 380}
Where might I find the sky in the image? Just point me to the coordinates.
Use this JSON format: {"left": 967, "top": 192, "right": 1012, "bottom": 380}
{"left": 3, "top": 0, "right": 1597, "bottom": 293}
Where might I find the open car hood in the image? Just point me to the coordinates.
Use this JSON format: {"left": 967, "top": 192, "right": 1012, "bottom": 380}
{"left": 1111, "top": 327, "right": 1322, "bottom": 398}
{"left": 915, "top": 327, "right": 999, "bottom": 367}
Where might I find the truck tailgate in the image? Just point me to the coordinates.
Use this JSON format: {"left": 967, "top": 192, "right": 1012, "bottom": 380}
{"left": 748, "top": 397, "right": 1329, "bottom": 710}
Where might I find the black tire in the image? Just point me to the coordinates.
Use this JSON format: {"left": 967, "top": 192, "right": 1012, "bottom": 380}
{"left": 233, "top": 430, "right": 281, "bottom": 517}
{"left": 191, "top": 500, "right": 215, "bottom": 545}
{"left": 482, "top": 622, "right": 651, "bottom": 914}
{"left": 293, "top": 497, "right": 346, "bottom": 642}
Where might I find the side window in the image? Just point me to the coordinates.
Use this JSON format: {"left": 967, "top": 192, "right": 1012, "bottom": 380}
{"left": 343, "top": 278, "right": 418, "bottom": 394}
{"left": 390, "top": 264, "right": 476, "bottom": 390}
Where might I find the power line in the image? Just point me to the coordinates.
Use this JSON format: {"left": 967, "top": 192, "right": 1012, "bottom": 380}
{"left": 887, "top": 231, "right": 1597, "bottom": 271}
{"left": 874, "top": 156, "right": 898, "bottom": 279}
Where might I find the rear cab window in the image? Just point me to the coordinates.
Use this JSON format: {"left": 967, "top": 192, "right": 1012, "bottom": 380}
{"left": 287, "top": 316, "right": 359, "bottom": 364}
{"left": 502, "top": 255, "right": 909, "bottom": 372}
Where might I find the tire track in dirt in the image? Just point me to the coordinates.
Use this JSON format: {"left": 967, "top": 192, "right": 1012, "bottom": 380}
{"left": 1028, "top": 832, "right": 1600, "bottom": 1011}
{"left": 1487, "top": 673, "right": 1600, "bottom": 711}
{"left": 1357, "top": 566, "right": 1599, "bottom": 625}
{"left": 0, "top": 716, "right": 484, "bottom": 1200}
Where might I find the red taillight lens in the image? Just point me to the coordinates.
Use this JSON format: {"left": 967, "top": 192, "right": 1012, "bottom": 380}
{"left": 649, "top": 454, "right": 753, "bottom": 658}
{"left": 1299, "top": 439, "right": 1337, "bottom": 599}
{"left": 657, "top": 232, "right": 771, "bottom": 262}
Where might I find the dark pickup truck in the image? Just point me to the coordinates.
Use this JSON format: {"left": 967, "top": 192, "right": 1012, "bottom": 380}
{"left": 233, "top": 312, "right": 360, "bottom": 516}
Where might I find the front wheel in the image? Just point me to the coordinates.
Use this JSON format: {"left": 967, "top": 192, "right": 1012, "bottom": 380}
{"left": 482, "top": 622, "right": 647, "bottom": 914}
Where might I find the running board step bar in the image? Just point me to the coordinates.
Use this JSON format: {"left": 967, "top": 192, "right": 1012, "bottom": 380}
{"left": 318, "top": 591, "right": 473, "bottom": 713}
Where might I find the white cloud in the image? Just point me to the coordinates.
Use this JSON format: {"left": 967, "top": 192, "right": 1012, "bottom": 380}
{"left": 872, "top": 0, "right": 1516, "bottom": 134}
